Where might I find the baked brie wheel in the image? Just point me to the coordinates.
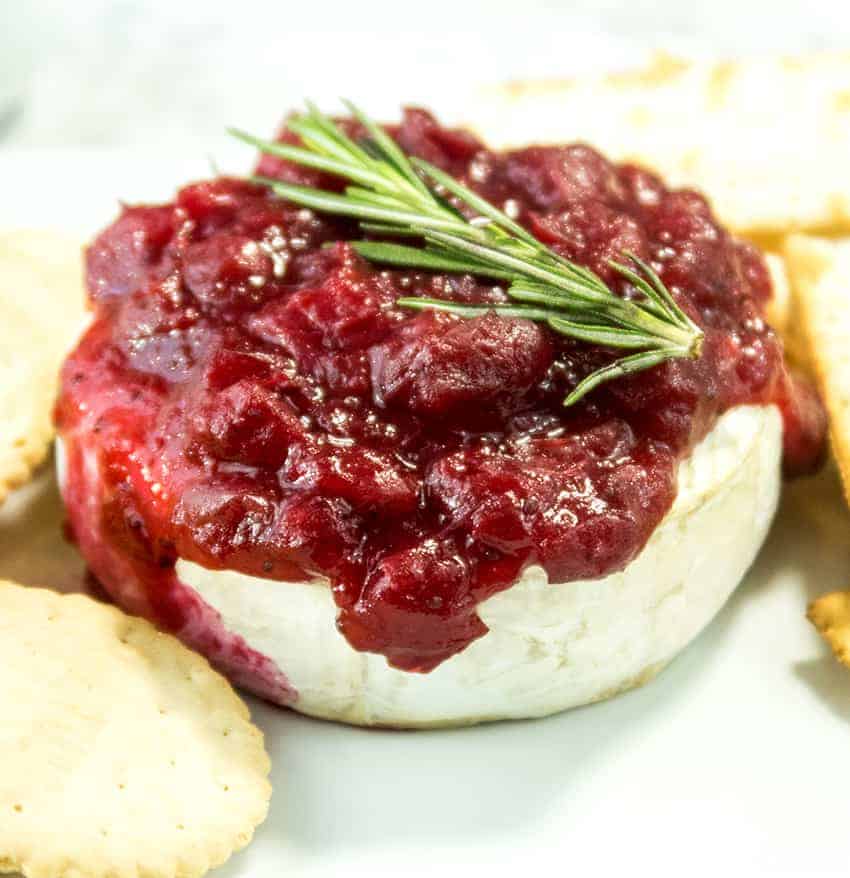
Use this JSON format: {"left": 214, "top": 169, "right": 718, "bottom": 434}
{"left": 59, "top": 405, "right": 780, "bottom": 726}
{"left": 55, "top": 107, "right": 823, "bottom": 727}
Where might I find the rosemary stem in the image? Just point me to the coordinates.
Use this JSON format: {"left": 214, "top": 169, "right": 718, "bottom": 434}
{"left": 235, "top": 102, "right": 705, "bottom": 406}
{"left": 611, "top": 299, "right": 703, "bottom": 353}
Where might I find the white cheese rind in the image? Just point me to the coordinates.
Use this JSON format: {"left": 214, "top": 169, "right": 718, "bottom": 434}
{"left": 175, "top": 404, "right": 782, "bottom": 727}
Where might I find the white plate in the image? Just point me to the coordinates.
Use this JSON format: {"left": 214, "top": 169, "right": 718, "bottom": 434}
{"left": 1, "top": 153, "right": 849, "bottom": 878}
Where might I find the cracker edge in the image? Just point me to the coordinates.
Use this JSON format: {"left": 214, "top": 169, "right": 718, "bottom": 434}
{"left": 0, "top": 229, "right": 87, "bottom": 505}
{"left": 0, "top": 322, "right": 60, "bottom": 506}
{"left": 808, "top": 591, "right": 850, "bottom": 668}
{"left": 784, "top": 235, "right": 850, "bottom": 502}
{"left": 0, "top": 397, "right": 56, "bottom": 506}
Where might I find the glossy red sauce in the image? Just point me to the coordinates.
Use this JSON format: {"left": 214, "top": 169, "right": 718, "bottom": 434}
{"left": 56, "top": 108, "right": 826, "bottom": 675}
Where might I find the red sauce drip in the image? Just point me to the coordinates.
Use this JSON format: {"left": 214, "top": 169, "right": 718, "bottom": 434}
{"left": 56, "top": 108, "right": 826, "bottom": 674}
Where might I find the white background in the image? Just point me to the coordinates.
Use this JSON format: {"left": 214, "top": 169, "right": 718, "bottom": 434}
{"left": 1, "top": 0, "right": 849, "bottom": 149}
{"left": 2, "top": 3, "right": 850, "bottom": 876}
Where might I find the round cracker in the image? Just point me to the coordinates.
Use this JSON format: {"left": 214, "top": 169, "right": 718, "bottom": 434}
{"left": 0, "top": 229, "right": 86, "bottom": 504}
{"left": 0, "top": 581, "right": 271, "bottom": 878}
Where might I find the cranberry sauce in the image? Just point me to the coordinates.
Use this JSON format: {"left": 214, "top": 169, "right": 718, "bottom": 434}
{"left": 56, "top": 108, "right": 826, "bottom": 672}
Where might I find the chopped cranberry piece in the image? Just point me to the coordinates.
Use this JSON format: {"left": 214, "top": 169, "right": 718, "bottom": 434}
{"left": 113, "top": 285, "right": 211, "bottom": 383}
{"left": 192, "top": 380, "right": 302, "bottom": 468}
{"left": 393, "top": 107, "right": 482, "bottom": 176}
{"left": 205, "top": 348, "right": 272, "bottom": 390}
{"left": 177, "top": 178, "right": 264, "bottom": 231}
{"left": 86, "top": 205, "right": 175, "bottom": 301}
{"left": 372, "top": 312, "right": 552, "bottom": 418}
{"left": 267, "top": 494, "right": 363, "bottom": 574}
{"left": 281, "top": 442, "right": 419, "bottom": 515}
{"left": 340, "top": 538, "right": 487, "bottom": 672}
{"left": 248, "top": 250, "right": 395, "bottom": 364}
{"left": 172, "top": 479, "right": 280, "bottom": 574}
{"left": 528, "top": 203, "right": 648, "bottom": 283}
{"left": 184, "top": 233, "right": 278, "bottom": 312}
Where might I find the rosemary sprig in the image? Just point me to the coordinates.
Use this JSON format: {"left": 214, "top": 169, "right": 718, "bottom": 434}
{"left": 230, "top": 102, "right": 704, "bottom": 405}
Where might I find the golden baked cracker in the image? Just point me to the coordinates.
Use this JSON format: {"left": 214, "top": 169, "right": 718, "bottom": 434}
{"left": 808, "top": 590, "right": 850, "bottom": 667}
{"left": 0, "top": 229, "right": 86, "bottom": 341}
{"left": 764, "top": 252, "right": 791, "bottom": 337}
{"left": 784, "top": 235, "right": 850, "bottom": 501}
{"left": 0, "top": 229, "right": 86, "bottom": 503}
{"left": 0, "top": 302, "right": 58, "bottom": 505}
{"left": 470, "top": 53, "right": 850, "bottom": 236}
{"left": 0, "top": 581, "right": 271, "bottom": 878}
{"left": 764, "top": 249, "right": 813, "bottom": 373}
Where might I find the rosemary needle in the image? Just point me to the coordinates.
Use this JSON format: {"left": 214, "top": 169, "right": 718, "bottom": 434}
{"left": 230, "top": 104, "right": 704, "bottom": 405}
